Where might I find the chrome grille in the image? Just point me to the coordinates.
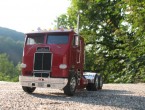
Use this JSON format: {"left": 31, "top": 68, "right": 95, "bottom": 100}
{"left": 34, "top": 52, "right": 52, "bottom": 71}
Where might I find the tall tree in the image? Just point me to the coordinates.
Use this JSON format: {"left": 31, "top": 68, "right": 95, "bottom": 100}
{"left": 57, "top": 0, "right": 145, "bottom": 83}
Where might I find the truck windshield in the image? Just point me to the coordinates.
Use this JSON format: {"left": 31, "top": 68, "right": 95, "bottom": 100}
{"left": 26, "top": 34, "right": 45, "bottom": 45}
{"left": 47, "top": 35, "right": 68, "bottom": 44}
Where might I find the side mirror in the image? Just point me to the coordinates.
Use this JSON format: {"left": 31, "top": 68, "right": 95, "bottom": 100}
{"left": 74, "top": 35, "right": 79, "bottom": 46}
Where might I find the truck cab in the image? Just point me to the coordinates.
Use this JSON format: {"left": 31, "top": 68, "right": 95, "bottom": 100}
{"left": 19, "top": 29, "right": 103, "bottom": 96}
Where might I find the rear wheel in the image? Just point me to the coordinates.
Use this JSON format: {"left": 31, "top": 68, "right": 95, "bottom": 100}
{"left": 92, "top": 74, "right": 99, "bottom": 91}
{"left": 86, "top": 83, "right": 94, "bottom": 91}
{"left": 22, "top": 86, "right": 36, "bottom": 93}
{"left": 98, "top": 75, "right": 103, "bottom": 89}
{"left": 86, "top": 74, "right": 99, "bottom": 91}
{"left": 63, "top": 72, "right": 77, "bottom": 96}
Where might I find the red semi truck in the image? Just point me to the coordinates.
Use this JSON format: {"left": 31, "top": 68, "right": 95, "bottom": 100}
{"left": 19, "top": 28, "right": 103, "bottom": 96}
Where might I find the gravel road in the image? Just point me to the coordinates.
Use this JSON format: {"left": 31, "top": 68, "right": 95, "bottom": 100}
{"left": 0, "top": 81, "right": 145, "bottom": 110}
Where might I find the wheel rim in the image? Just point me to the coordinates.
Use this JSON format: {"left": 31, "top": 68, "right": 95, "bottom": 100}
{"left": 70, "top": 77, "right": 76, "bottom": 91}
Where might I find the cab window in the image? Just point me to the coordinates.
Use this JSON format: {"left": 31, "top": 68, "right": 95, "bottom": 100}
{"left": 47, "top": 35, "right": 68, "bottom": 44}
{"left": 26, "top": 34, "right": 45, "bottom": 45}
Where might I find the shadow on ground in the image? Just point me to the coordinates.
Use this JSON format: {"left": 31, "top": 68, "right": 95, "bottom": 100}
{"left": 30, "top": 89, "right": 145, "bottom": 110}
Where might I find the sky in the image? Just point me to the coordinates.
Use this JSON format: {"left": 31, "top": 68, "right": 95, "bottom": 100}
{"left": 0, "top": 0, "right": 70, "bottom": 33}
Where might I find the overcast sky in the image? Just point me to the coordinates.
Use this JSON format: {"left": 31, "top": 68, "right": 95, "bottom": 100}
{"left": 0, "top": 0, "right": 70, "bottom": 33}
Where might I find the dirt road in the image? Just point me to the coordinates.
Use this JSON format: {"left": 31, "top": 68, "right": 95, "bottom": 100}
{"left": 0, "top": 81, "right": 145, "bottom": 110}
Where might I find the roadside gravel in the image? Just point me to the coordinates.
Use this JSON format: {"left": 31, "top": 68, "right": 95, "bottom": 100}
{"left": 0, "top": 81, "right": 145, "bottom": 110}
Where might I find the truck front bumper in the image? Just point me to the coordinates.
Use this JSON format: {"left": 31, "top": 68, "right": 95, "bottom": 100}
{"left": 19, "top": 75, "right": 68, "bottom": 89}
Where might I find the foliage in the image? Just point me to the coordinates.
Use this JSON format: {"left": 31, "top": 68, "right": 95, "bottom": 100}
{"left": 56, "top": 0, "right": 145, "bottom": 83}
{"left": 0, "top": 53, "right": 20, "bottom": 82}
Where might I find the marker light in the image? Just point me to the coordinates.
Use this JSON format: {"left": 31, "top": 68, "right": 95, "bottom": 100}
{"left": 59, "top": 64, "right": 67, "bottom": 69}
{"left": 59, "top": 26, "right": 64, "bottom": 31}
{"left": 21, "top": 63, "right": 27, "bottom": 68}
{"left": 37, "top": 27, "right": 41, "bottom": 31}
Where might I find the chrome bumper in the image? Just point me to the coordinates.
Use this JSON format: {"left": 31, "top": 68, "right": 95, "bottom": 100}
{"left": 19, "top": 75, "right": 68, "bottom": 89}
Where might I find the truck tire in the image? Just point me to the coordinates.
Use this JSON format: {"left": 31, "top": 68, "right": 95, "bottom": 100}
{"left": 86, "top": 83, "right": 94, "bottom": 91}
{"left": 63, "top": 72, "right": 77, "bottom": 96}
{"left": 98, "top": 75, "right": 103, "bottom": 89}
{"left": 86, "top": 74, "right": 99, "bottom": 91}
{"left": 22, "top": 86, "right": 36, "bottom": 93}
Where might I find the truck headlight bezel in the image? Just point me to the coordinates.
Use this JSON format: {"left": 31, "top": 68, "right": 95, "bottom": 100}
{"left": 59, "top": 64, "right": 67, "bottom": 69}
{"left": 21, "top": 63, "right": 27, "bottom": 68}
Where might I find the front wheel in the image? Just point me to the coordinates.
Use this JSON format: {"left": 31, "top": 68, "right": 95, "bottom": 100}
{"left": 22, "top": 86, "right": 36, "bottom": 93}
{"left": 63, "top": 72, "right": 77, "bottom": 96}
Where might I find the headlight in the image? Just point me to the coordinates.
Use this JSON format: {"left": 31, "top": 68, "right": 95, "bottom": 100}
{"left": 59, "top": 64, "right": 67, "bottom": 69}
{"left": 21, "top": 63, "right": 27, "bottom": 68}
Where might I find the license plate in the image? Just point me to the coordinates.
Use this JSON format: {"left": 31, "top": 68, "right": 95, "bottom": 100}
{"left": 38, "top": 82, "right": 44, "bottom": 87}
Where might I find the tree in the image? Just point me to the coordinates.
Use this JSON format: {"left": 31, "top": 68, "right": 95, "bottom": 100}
{"left": 57, "top": 0, "right": 145, "bottom": 83}
{"left": 0, "top": 53, "right": 19, "bottom": 81}
{"left": 121, "top": 1, "right": 145, "bottom": 83}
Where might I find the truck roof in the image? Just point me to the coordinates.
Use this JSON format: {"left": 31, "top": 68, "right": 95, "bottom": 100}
{"left": 26, "top": 29, "right": 75, "bottom": 35}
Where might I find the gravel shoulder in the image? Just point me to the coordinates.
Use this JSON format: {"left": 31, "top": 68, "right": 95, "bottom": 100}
{"left": 0, "top": 81, "right": 145, "bottom": 110}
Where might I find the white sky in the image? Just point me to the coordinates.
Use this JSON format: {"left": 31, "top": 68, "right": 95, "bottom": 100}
{"left": 0, "top": 0, "right": 70, "bottom": 33}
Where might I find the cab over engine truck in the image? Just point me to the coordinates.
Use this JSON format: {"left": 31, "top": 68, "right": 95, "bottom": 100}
{"left": 19, "top": 29, "right": 103, "bottom": 96}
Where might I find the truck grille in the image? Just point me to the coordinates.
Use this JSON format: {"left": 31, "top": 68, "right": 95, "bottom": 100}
{"left": 34, "top": 52, "right": 52, "bottom": 71}
{"left": 34, "top": 72, "right": 49, "bottom": 77}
